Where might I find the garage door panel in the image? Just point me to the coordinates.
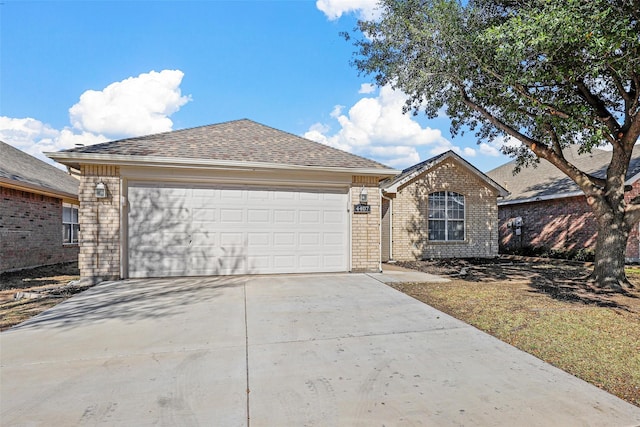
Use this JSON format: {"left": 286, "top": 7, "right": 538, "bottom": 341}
{"left": 324, "top": 232, "right": 345, "bottom": 246}
{"left": 248, "top": 209, "right": 270, "bottom": 223}
{"left": 273, "top": 255, "right": 295, "bottom": 269}
{"left": 247, "top": 190, "right": 271, "bottom": 200}
{"left": 219, "top": 233, "right": 244, "bottom": 246}
{"left": 299, "top": 255, "right": 321, "bottom": 269}
{"left": 247, "top": 255, "right": 270, "bottom": 270}
{"left": 300, "top": 210, "right": 320, "bottom": 224}
{"left": 273, "top": 232, "right": 295, "bottom": 247}
{"left": 274, "top": 192, "right": 295, "bottom": 200}
{"left": 300, "top": 192, "right": 320, "bottom": 200}
{"left": 323, "top": 210, "right": 344, "bottom": 224}
{"left": 220, "top": 209, "right": 243, "bottom": 223}
{"left": 221, "top": 190, "right": 243, "bottom": 200}
{"left": 274, "top": 210, "right": 295, "bottom": 224}
{"left": 192, "top": 208, "right": 217, "bottom": 222}
{"left": 128, "top": 184, "right": 348, "bottom": 277}
{"left": 247, "top": 232, "right": 270, "bottom": 246}
{"left": 299, "top": 233, "right": 320, "bottom": 246}
{"left": 323, "top": 255, "right": 344, "bottom": 267}
{"left": 323, "top": 193, "right": 344, "bottom": 201}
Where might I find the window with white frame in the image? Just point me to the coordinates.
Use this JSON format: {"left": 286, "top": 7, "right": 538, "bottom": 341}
{"left": 428, "top": 191, "right": 465, "bottom": 241}
{"left": 62, "top": 204, "right": 79, "bottom": 244}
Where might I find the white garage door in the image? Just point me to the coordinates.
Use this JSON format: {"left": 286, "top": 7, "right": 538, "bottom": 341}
{"left": 127, "top": 183, "right": 349, "bottom": 278}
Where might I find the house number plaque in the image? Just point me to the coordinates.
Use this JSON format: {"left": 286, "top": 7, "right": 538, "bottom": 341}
{"left": 354, "top": 204, "right": 371, "bottom": 214}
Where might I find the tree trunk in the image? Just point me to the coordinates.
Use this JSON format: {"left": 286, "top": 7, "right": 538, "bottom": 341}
{"left": 590, "top": 210, "right": 632, "bottom": 291}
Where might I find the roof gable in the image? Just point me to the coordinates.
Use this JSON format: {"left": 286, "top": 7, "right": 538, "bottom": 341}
{"left": 382, "top": 151, "right": 509, "bottom": 197}
{"left": 0, "top": 141, "right": 79, "bottom": 199}
{"left": 49, "top": 119, "right": 395, "bottom": 173}
{"left": 486, "top": 145, "right": 640, "bottom": 204}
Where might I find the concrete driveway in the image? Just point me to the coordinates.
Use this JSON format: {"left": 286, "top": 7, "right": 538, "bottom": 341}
{"left": 1, "top": 273, "right": 639, "bottom": 426}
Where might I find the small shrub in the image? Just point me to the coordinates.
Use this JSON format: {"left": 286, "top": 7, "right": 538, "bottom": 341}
{"left": 501, "top": 246, "right": 595, "bottom": 262}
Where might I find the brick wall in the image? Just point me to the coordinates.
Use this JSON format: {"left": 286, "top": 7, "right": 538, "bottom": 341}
{"left": 498, "top": 179, "right": 640, "bottom": 260}
{"left": 79, "top": 165, "right": 121, "bottom": 282}
{"left": 391, "top": 158, "right": 500, "bottom": 260}
{"left": 0, "top": 186, "right": 78, "bottom": 272}
{"left": 351, "top": 176, "right": 381, "bottom": 272}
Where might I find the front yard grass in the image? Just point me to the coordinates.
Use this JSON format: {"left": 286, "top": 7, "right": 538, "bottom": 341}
{"left": 390, "top": 259, "right": 640, "bottom": 407}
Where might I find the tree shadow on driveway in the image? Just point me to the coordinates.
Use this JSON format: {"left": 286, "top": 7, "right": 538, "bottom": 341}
{"left": 8, "top": 276, "right": 247, "bottom": 332}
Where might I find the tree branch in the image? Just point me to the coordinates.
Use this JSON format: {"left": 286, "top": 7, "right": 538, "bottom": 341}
{"left": 575, "top": 79, "right": 621, "bottom": 138}
{"left": 546, "top": 123, "right": 565, "bottom": 160}
{"left": 458, "top": 85, "right": 605, "bottom": 195}
{"left": 606, "top": 64, "right": 632, "bottom": 106}
{"left": 477, "top": 62, "right": 571, "bottom": 120}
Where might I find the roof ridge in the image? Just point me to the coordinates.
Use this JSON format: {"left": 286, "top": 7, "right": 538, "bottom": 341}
{"left": 51, "top": 119, "right": 396, "bottom": 171}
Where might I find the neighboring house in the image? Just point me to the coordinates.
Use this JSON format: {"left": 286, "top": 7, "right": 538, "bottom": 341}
{"left": 0, "top": 141, "right": 80, "bottom": 272}
{"left": 486, "top": 145, "right": 640, "bottom": 261}
{"left": 380, "top": 151, "right": 509, "bottom": 262}
{"left": 47, "top": 119, "right": 399, "bottom": 282}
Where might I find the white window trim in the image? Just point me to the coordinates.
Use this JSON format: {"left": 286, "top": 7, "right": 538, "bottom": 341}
{"left": 62, "top": 203, "right": 80, "bottom": 245}
{"left": 428, "top": 191, "right": 466, "bottom": 242}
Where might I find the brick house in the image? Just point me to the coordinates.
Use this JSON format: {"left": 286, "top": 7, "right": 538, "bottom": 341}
{"left": 380, "top": 151, "right": 508, "bottom": 261}
{"left": 486, "top": 145, "right": 640, "bottom": 261}
{"left": 47, "top": 121, "right": 508, "bottom": 283}
{"left": 1, "top": 141, "right": 80, "bottom": 272}
{"left": 47, "top": 120, "right": 399, "bottom": 283}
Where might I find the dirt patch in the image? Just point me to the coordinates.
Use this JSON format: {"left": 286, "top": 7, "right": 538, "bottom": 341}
{"left": 391, "top": 256, "right": 640, "bottom": 406}
{"left": 0, "top": 262, "right": 89, "bottom": 331}
{"left": 398, "top": 257, "right": 639, "bottom": 312}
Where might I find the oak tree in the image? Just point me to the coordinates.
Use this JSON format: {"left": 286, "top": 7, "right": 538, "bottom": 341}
{"left": 348, "top": 0, "right": 640, "bottom": 290}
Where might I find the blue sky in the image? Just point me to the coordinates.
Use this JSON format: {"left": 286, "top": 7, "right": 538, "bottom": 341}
{"left": 1, "top": 0, "right": 511, "bottom": 172}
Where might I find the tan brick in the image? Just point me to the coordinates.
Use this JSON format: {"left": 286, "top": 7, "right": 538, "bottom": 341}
{"left": 390, "top": 158, "right": 500, "bottom": 261}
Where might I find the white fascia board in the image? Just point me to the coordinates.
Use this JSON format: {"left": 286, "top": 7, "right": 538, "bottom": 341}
{"left": 45, "top": 152, "right": 400, "bottom": 177}
{"left": 497, "top": 191, "right": 584, "bottom": 206}
{"left": 383, "top": 152, "right": 509, "bottom": 197}
{"left": 626, "top": 171, "right": 640, "bottom": 185}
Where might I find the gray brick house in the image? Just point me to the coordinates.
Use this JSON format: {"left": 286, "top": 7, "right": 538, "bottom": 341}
{"left": 1, "top": 142, "right": 80, "bottom": 272}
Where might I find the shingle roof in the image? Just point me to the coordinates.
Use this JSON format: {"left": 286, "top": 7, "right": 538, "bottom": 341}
{"left": 0, "top": 141, "right": 79, "bottom": 198}
{"left": 486, "top": 145, "right": 640, "bottom": 204}
{"left": 381, "top": 150, "right": 509, "bottom": 196}
{"left": 381, "top": 151, "right": 449, "bottom": 189}
{"left": 57, "top": 119, "right": 393, "bottom": 171}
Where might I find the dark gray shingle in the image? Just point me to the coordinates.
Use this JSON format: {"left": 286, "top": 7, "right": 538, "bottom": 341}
{"left": 486, "top": 145, "right": 640, "bottom": 203}
{"left": 61, "top": 119, "right": 393, "bottom": 170}
{"left": 0, "top": 141, "right": 79, "bottom": 198}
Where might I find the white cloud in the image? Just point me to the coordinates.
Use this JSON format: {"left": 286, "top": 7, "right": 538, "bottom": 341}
{"left": 69, "top": 69, "right": 191, "bottom": 138}
{"left": 1, "top": 69, "right": 190, "bottom": 168}
{"left": 304, "top": 85, "right": 456, "bottom": 168}
{"left": 358, "top": 83, "right": 376, "bottom": 94}
{"left": 483, "top": 135, "right": 520, "bottom": 154}
{"left": 479, "top": 142, "right": 501, "bottom": 157}
{"left": 463, "top": 147, "right": 476, "bottom": 157}
{"left": 0, "top": 116, "right": 108, "bottom": 167}
{"left": 316, "top": 0, "right": 380, "bottom": 20}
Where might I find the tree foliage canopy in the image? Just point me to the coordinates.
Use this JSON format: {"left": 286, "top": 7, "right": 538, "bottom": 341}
{"left": 349, "top": 0, "right": 640, "bottom": 289}
{"left": 351, "top": 0, "right": 640, "bottom": 173}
